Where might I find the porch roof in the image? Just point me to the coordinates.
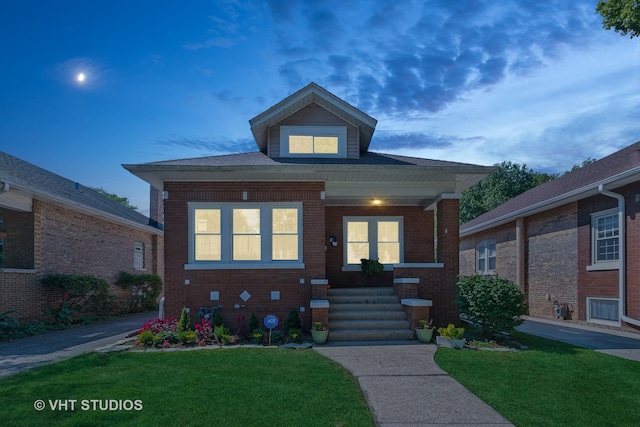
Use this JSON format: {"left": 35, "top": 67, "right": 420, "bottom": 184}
{"left": 123, "top": 151, "right": 494, "bottom": 209}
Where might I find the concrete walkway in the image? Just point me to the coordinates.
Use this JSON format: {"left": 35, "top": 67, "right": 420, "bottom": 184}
{"left": 314, "top": 343, "right": 513, "bottom": 426}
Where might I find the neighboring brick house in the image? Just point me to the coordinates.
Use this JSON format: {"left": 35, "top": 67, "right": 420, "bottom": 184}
{"left": 460, "top": 141, "right": 640, "bottom": 331}
{"left": 0, "top": 151, "right": 164, "bottom": 320}
{"left": 124, "top": 83, "right": 492, "bottom": 338}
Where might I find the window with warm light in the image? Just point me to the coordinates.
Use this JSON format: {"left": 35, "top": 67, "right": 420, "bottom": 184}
{"left": 344, "top": 217, "right": 403, "bottom": 267}
{"left": 188, "top": 203, "right": 303, "bottom": 268}
{"left": 280, "top": 125, "right": 347, "bottom": 157}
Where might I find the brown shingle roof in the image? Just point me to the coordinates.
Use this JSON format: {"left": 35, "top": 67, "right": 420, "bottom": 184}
{"left": 0, "top": 150, "right": 156, "bottom": 229}
{"left": 460, "top": 140, "right": 640, "bottom": 235}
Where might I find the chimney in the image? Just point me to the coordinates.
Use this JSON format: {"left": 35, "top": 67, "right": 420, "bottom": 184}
{"left": 149, "top": 185, "right": 164, "bottom": 230}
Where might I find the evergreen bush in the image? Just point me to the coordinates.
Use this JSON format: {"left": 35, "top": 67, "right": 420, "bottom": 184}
{"left": 455, "top": 275, "right": 527, "bottom": 336}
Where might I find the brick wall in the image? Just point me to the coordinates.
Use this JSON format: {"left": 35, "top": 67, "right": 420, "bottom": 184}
{"left": 527, "top": 203, "right": 579, "bottom": 318}
{"left": 325, "top": 205, "right": 434, "bottom": 286}
{"left": 0, "top": 199, "right": 163, "bottom": 320}
{"left": 162, "top": 181, "right": 326, "bottom": 330}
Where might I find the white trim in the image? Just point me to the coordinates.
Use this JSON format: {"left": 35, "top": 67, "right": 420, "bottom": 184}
{"left": 280, "top": 125, "right": 347, "bottom": 158}
{"left": 310, "top": 279, "right": 329, "bottom": 285}
{"left": 586, "top": 297, "right": 621, "bottom": 326}
{"left": 401, "top": 298, "right": 432, "bottom": 307}
{"left": 310, "top": 300, "right": 330, "bottom": 309}
{"left": 393, "top": 263, "right": 444, "bottom": 268}
{"left": 590, "top": 208, "right": 620, "bottom": 267}
{"left": 185, "top": 262, "right": 305, "bottom": 270}
{"left": 393, "top": 277, "right": 419, "bottom": 284}
{"left": 188, "top": 202, "right": 303, "bottom": 267}
{"left": 343, "top": 216, "right": 404, "bottom": 267}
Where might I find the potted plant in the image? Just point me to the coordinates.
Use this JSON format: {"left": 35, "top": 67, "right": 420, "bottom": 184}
{"left": 361, "top": 258, "right": 384, "bottom": 284}
{"left": 415, "top": 319, "right": 434, "bottom": 343}
{"left": 311, "top": 321, "right": 329, "bottom": 344}
{"left": 437, "top": 323, "right": 465, "bottom": 349}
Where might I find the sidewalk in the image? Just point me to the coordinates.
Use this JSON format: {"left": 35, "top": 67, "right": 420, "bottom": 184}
{"left": 314, "top": 343, "right": 513, "bottom": 426}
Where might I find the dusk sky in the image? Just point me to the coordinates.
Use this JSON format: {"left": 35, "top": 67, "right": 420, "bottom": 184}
{"left": 1, "top": 1, "right": 639, "bottom": 216}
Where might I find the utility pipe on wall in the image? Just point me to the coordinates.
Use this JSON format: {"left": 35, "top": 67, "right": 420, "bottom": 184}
{"left": 598, "top": 184, "right": 640, "bottom": 327}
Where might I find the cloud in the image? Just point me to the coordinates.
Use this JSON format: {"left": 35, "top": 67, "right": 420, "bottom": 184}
{"left": 371, "top": 131, "right": 476, "bottom": 152}
{"left": 156, "top": 135, "right": 255, "bottom": 155}
{"left": 211, "top": 90, "right": 243, "bottom": 103}
{"left": 264, "top": 0, "right": 603, "bottom": 116}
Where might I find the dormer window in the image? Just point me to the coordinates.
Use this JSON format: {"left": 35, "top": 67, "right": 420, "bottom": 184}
{"left": 280, "top": 125, "right": 347, "bottom": 157}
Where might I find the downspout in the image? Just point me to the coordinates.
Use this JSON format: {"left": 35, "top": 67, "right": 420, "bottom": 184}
{"left": 0, "top": 181, "right": 9, "bottom": 193}
{"left": 515, "top": 217, "right": 525, "bottom": 292}
{"left": 598, "top": 184, "right": 640, "bottom": 327}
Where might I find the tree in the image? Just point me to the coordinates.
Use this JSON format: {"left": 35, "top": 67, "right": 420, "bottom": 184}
{"left": 91, "top": 187, "right": 138, "bottom": 210}
{"left": 596, "top": 0, "right": 640, "bottom": 39}
{"left": 564, "top": 157, "right": 597, "bottom": 175}
{"left": 460, "top": 161, "right": 556, "bottom": 224}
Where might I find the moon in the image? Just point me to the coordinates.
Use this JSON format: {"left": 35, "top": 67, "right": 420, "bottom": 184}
{"left": 76, "top": 73, "right": 86, "bottom": 82}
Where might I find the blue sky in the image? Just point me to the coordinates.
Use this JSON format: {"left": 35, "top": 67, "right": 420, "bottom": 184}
{"left": 1, "top": 1, "right": 639, "bottom": 216}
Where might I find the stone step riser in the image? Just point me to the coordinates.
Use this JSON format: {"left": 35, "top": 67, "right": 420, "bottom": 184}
{"left": 328, "top": 330, "right": 415, "bottom": 341}
{"left": 330, "top": 303, "right": 403, "bottom": 312}
{"left": 329, "top": 320, "right": 410, "bottom": 330}
{"left": 329, "top": 311, "right": 407, "bottom": 321}
{"left": 328, "top": 287, "right": 395, "bottom": 297}
{"left": 328, "top": 295, "right": 400, "bottom": 304}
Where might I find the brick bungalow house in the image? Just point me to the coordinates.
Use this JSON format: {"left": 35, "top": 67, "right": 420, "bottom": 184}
{"left": 0, "top": 151, "right": 164, "bottom": 320}
{"left": 124, "top": 83, "right": 492, "bottom": 340}
{"left": 460, "top": 141, "right": 640, "bottom": 331}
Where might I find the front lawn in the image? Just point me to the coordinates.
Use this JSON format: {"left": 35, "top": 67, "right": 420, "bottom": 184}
{"left": 435, "top": 332, "right": 640, "bottom": 426}
{"left": 0, "top": 349, "right": 374, "bottom": 427}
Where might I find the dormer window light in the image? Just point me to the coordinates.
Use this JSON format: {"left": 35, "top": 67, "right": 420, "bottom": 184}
{"left": 280, "top": 125, "right": 347, "bottom": 158}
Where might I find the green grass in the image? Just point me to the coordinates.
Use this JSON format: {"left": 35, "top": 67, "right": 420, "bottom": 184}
{"left": 435, "top": 332, "right": 640, "bottom": 427}
{"left": 0, "top": 349, "right": 374, "bottom": 427}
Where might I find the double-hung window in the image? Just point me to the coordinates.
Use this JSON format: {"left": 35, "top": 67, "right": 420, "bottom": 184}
{"left": 344, "top": 217, "right": 402, "bottom": 268}
{"left": 476, "top": 239, "right": 496, "bottom": 274}
{"left": 188, "top": 203, "right": 303, "bottom": 269}
{"left": 589, "top": 209, "right": 620, "bottom": 270}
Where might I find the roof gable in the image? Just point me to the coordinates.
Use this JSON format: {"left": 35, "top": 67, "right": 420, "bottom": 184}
{"left": 249, "top": 82, "right": 377, "bottom": 154}
{"left": 460, "top": 140, "right": 640, "bottom": 235}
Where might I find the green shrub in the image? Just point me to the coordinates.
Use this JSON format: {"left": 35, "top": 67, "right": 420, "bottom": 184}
{"left": 41, "top": 274, "right": 111, "bottom": 323}
{"left": 455, "top": 275, "right": 527, "bottom": 336}
{"left": 178, "top": 331, "right": 196, "bottom": 345}
{"left": 283, "top": 308, "right": 301, "bottom": 334}
{"left": 115, "top": 272, "right": 163, "bottom": 312}
{"left": 177, "top": 307, "right": 191, "bottom": 333}
{"left": 137, "top": 329, "right": 156, "bottom": 347}
{"left": 248, "top": 313, "right": 259, "bottom": 332}
{"left": 0, "top": 310, "right": 21, "bottom": 340}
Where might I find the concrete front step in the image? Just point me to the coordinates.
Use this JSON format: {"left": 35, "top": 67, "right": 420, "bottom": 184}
{"left": 330, "top": 303, "right": 404, "bottom": 312}
{"left": 330, "top": 310, "right": 407, "bottom": 321}
{"left": 328, "top": 287, "right": 395, "bottom": 296}
{"left": 326, "top": 286, "right": 414, "bottom": 342}
{"left": 329, "top": 319, "right": 410, "bottom": 331}
{"left": 328, "top": 329, "right": 415, "bottom": 341}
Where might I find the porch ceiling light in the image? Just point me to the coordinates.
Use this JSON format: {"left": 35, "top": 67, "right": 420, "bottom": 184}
{"left": 371, "top": 199, "right": 382, "bottom": 206}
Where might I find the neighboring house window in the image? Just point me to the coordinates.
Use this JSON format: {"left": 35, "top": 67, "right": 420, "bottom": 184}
{"left": 344, "top": 217, "right": 403, "bottom": 266}
{"left": 188, "top": 203, "right": 303, "bottom": 268}
{"left": 476, "top": 240, "right": 496, "bottom": 274}
{"left": 280, "top": 126, "right": 347, "bottom": 157}
{"left": 134, "top": 242, "right": 145, "bottom": 270}
{"left": 592, "top": 209, "right": 619, "bottom": 264}
{"left": 587, "top": 297, "right": 619, "bottom": 324}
